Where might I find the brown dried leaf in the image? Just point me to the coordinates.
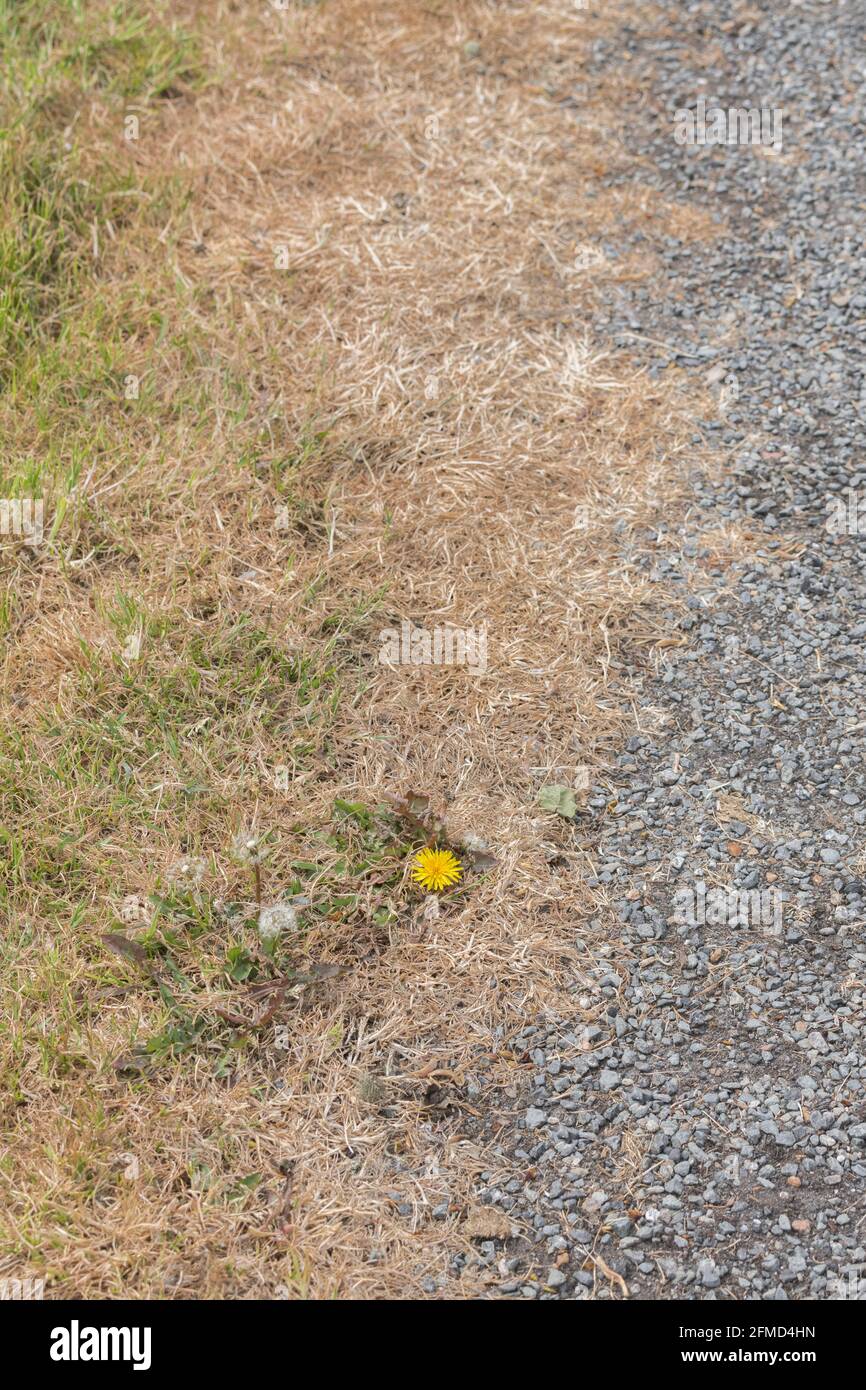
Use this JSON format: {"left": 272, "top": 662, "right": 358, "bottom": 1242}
{"left": 384, "top": 789, "right": 446, "bottom": 840}
{"left": 102, "top": 933, "right": 152, "bottom": 969}
{"left": 463, "top": 1205, "right": 513, "bottom": 1241}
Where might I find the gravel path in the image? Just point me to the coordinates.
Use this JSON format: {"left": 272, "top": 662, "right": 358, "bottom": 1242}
{"left": 473, "top": 0, "right": 866, "bottom": 1300}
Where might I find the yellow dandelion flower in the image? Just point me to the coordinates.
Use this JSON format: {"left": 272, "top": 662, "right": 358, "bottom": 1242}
{"left": 411, "top": 846, "right": 462, "bottom": 893}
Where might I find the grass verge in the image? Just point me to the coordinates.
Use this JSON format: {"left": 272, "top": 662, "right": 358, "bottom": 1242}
{"left": 1, "top": 0, "right": 719, "bottom": 1298}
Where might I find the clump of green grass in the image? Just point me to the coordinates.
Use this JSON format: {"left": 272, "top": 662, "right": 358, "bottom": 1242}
{"left": 0, "top": 0, "right": 208, "bottom": 641}
{"left": 1, "top": 0, "right": 201, "bottom": 114}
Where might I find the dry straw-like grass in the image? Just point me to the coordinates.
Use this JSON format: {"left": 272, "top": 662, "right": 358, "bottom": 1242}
{"left": 1, "top": 0, "right": 721, "bottom": 1298}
